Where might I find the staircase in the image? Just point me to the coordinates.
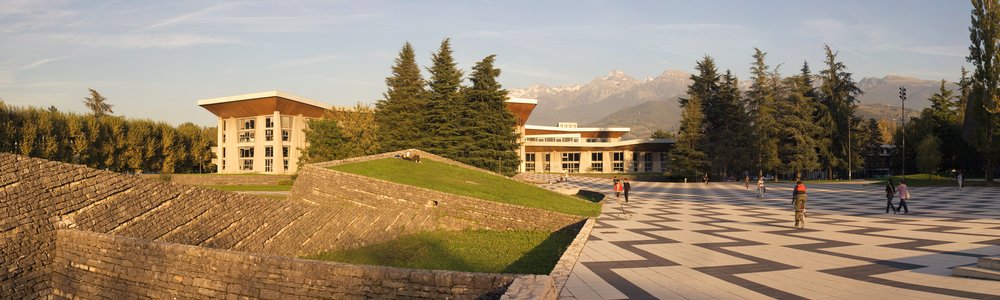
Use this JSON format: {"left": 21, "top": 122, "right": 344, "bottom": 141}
{"left": 953, "top": 256, "right": 1000, "bottom": 281}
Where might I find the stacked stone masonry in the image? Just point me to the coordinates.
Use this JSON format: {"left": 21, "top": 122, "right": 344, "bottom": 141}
{"left": 0, "top": 152, "right": 584, "bottom": 299}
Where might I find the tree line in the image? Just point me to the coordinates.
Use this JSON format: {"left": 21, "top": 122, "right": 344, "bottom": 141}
{"left": 0, "top": 89, "right": 216, "bottom": 174}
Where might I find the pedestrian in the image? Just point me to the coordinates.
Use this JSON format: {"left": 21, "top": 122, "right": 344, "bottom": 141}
{"left": 623, "top": 178, "right": 631, "bottom": 203}
{"left": 744, "top": 175, "right": 750, "bottom": 190}
{"left": 792, "top": 180, "right": 807, "bottom": 228}
{"left": 703, "top": 173, "right": 709, "bottom": 184}
{"left": 613, "top": 180, "right": 624, "bottom": 201}
{"left": 757, "top": 177, "right": 766, "bottom": 199}
{"left": 885, "top": 178, "right": 897, "bottom": 214}
{"left": 957, "top": 172, "right": 964, "bottom": 191}
{"left": 895, "top": 180, "right": 910, "bottom": 214}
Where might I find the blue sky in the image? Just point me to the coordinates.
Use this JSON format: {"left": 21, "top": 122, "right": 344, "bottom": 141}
{"left": 0, "top": 0, "right": 971, "bottom": 126}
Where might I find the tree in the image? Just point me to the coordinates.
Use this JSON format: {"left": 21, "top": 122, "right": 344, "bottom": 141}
{"left": 819, "top": 45, "right": 863, "bottom": 179}
{"left": 376, "top": 42, "right": 428, "bottom": 152}
{"left": 957, "top": 66, "right": 972, "bottom": 123}
{"left": 776, "top": 69, "right": 822, "bottom": 179}
{"left": 746, "top": 48, "right": 782, "bottom": 177}
{"left": 299, "top": 118, "right": 348, "bottom": 165}
{"left": 916, "top": 135, "right": 942, "bottom": 179}
{"left": 650, "top": 129, "right": 674, "bottom": 139}
{"left": 83, "top": 89, "right": 113, "bottom": 117}
{"left": 704, "top": 70, "right": 751, "bottom": 178}
{"left": 459, "top": 55, "right": 522, "bottom": 176}
{"left": 964, "top": 0, "right": 1000, "bottom": 182}
{"left": 862, "top": 119, "right": 885, "bottom": 177}
{"left": 668, "top": 56, "right": 712, "bottom": 180}
{"left": 423, "top": 38, "right": 467, "bottom": 158}
{"left": 329, "top": 103, "right": 381, "bottom": 158}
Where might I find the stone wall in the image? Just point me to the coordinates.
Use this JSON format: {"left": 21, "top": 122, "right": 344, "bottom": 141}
{"left": 50, "top": 229, "right": 514, "bottom": 299}
{"left": 140, "top": 174, "right": 293, "bottom": 186}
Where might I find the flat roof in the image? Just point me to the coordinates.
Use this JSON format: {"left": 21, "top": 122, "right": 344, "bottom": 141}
{"left": 506, "top": 97, "right": 538, "bottom": 105}
{"left": 525, "top": 124, "right": 630, "bottom": 132}
{"left": 197, "top": 90, "right": 333, "bottom": 110}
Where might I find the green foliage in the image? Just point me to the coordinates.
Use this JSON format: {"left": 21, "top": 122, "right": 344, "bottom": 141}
{"left": 776, "top": 70, "right": 822, "bottom": 179}
{"left": 0, "top": 102, "right": 214, "bottom": 173}
{"left": 457, "top": 55, "right": 521, "bottom": 176}
{"left": 329, "top": 158, "right": 601, "bottom": 217}
{"left": 746, "top": 48, "right": 782, "bottom": 175}
{"left": 329, "top": 103, "right": 380, "bottom": 158}
{"left": 819, "top": 45, "right": 863, "bottom": 179}
{"left": 423, "top": 38, "right": 467, "bottom": 158}
{"left": 964, "top": 0, "right": 1000, "bottom": 181}
{"left": 376, "top": 42, "right": 428, "bottom": 152}
{"left": 916, "top": 135, "right": 942, "bottom": 177}
{"left": 302, "top": 229, "right": 577, "bottom": 274}
{"left": 650, "top": 129, "right": 674, "bottom": 139}
{"left": 298, "top": 117, "right": 347, "bottom": 165}
{"left": 668, "top": 56, "right": 713, "bottom": 179}
{"left": 83, "top": 88, "right": 113, "bottom": 117}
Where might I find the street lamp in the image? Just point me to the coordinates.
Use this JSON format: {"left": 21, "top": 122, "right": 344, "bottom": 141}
{"left": 899, "top": 86, "right": 907, "bottom": 180}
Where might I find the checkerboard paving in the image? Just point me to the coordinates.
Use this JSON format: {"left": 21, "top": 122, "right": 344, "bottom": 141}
{"left": 528, "top": 175, "right": 1000, "bottom": 299}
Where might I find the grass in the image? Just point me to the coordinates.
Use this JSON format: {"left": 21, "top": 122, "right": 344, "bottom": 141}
{"left": 869, "top": 174, "right": 959, "bottom": 187}
{"left": 302, "top": 229, "right": 577, "bottom": 274}
{"left": 329, "top": 159, "right": 601, "bottom": 217}
{"left": 203, "top": 184, "right": 293, "bottom": 192}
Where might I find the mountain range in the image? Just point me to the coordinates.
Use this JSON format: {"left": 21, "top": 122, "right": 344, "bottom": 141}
{"left": 510, "top": 70, "right": 950, "bottom": 139}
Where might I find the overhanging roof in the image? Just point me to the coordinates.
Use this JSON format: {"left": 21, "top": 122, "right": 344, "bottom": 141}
{"left": 198, "top": 90, "right": 333, "bottom": 119}
{"left": 505, "top": 98, "right": 537, "bottom": 127}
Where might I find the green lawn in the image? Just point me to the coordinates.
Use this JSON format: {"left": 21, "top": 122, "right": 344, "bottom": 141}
{"left": 870, "top": 174, "right": 960, "bottom": 187}
{"left": 302, "top": 229, "right": 577, "bottom": 274}
{"left": 203, "top": 184, "right": 293, "bottom": 192}
{"left": 329, "top": 159, "right": 601, "bottom": 217}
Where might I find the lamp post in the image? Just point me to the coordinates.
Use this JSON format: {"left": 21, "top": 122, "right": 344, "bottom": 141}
{"left": 899, "top": 86, "right": 907, "bottom": 180}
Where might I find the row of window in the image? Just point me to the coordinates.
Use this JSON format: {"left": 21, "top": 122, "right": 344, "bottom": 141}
{"left": 222, "top": 146, "right": 290, "bottom": 158}
{"left": 237, "top": 158, "right": 289, "bottom": 172}
{"left": 231, "top": 116, "right": 294, "bottom": 131}
{"left": 231, "top": 129, "right": 292, "bottom": 143}
{"left": 523, "top": 152, "right": 667, "bottom": 173}
{"left": 523, "top": 137, "right": 613, "bottom": 143}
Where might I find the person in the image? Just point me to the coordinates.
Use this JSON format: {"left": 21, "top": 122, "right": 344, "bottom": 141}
{"left": 703, "top": 173, "right": 709, "bottom": 184}
{"left": 744, "top": 175, "right": 750, "bottom": 190}
{"left": 623, "top": 178, "right": 631, "bottom": 203}
{"left": 792, "top": 180, "right": 807, "bottom": 228}
{"left": 885, "top": 179, "right": 897, "bottom": 214}
{"left": 613, "top": 180, "right": 624, "bottom": 201}
{"left": 896, "top": 180, "right": 910, "bottom": 214}
{"left": 957, "top": 172, "right": 964, "bottom": 191}
{"left": 757, "top": 177, "right": 766, "bottom": 199}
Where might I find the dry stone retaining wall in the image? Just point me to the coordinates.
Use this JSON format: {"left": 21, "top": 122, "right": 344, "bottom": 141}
{"left": 141, "top": 173, "right": 293, "bottom": 186}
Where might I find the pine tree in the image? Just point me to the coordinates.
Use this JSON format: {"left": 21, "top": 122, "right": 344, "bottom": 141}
{"left": 862, "top": 119, "right": 884, "bottom": 177}
{"left": 83, "top": 89, "right": 113, "bottom": 117}
{"left": 776, "top": 70, "right": 822, "bottom": 179}
{"left": 704, "top": 70, "right": 750, "bottom": 178}
{"left": 963, "top": 0, "right": 1000, "bottom": 181}
{"left": 376, "top": 42, "right": 428, "bottom": 152}
{"left": 423, "top": 38, "right": 466, "bottom": 158}
{"left": 819, "top": 45, "right": 863, "bottom": 179}
{"left": 460, "top": 55, "right": 522, "bottom": 176}
{"left": 957, "top": 66, "right": 972, "bottom": 123}
{"left": 668, "top": 56, "right": 712, "bottom": 180}
{"left": 650, "top": 129, "right": 674, "bottom": 139}
{"left": 746, "top": 48, "right": 782, "bottom": 177}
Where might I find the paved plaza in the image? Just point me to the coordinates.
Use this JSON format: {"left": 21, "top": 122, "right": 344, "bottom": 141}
{"left": 534, "top": 175, "right": 1000, "bottom": 299}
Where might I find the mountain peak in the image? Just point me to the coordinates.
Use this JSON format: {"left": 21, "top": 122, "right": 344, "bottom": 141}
{"left": 604, "top": 70, "right": 634, "bottom": 81}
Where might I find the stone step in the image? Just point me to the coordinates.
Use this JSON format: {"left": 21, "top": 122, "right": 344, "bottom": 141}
{"left": 953, "top": 266, "right": 1000, "bottom": 281}
{"left": 978, "top": 256, "right": 1000, "bottom": 271}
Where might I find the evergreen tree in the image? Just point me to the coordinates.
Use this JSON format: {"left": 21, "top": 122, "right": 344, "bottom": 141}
{"left": 957, "top": 66, "right": 972, "bottom": 123}
{"left": 650, "top": 129, "right": 674, "bottom": 139}
{"left": 862, "top": 119, "right": 885, "bottom": 177}
{"left": 746, "top": 48, "right": 781, "bottom": 177}
{"left": 964, "top": 0, "right": 1000, "bottom": 181}
{"left": 376, "top": 42, "right": 428, "bottom": 152}
{"left": 460, "top": 55, "right": 521, "bottom": 176}
{"left": 83, "top": 89, "right": 113, "bottom": 117}
{"left": 704, "top": 70, "right": 751, "bottom": 178}
{"left": 819, "top": 45, "right": 863, "bottom": 179}
{"left": 423, "top": 38, "right": 466, "bottom": 158}
{"left": 776, "top": 70, "right": 822, "bottom": 179}
{"left": 668, "top": 56, "right": 712, "bottom": 180}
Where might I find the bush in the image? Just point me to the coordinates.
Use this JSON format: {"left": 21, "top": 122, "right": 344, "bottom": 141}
{"left": 158, "top": 173, "right": 173, "bottom": 183}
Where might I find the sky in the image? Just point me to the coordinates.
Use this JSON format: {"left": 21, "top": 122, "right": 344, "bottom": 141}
{"left": 0, "top": 0, "right": 973, "bottom": 126}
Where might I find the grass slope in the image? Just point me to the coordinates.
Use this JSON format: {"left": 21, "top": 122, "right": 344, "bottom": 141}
{"left": 329, "top": 158, "right": 600, "bottom": 217}
{"left": 303, "top": 229, "right": 576, "bottom": 274}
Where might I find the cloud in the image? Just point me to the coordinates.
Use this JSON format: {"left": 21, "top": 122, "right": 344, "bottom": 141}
{"left": 138, "top": 3, "right": 238, "bottom": 32}
{"left": 269, "top": 54, "right": 342, "bottom": 69}
{"left": 99, "top": 33, "right": 241, "bottom": 49}
{"left": 17, "top": 57, "right": 67, "bottom": 71}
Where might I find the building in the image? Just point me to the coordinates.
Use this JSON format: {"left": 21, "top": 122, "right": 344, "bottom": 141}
{"left": 198, "top": 91, "right": 332, "bottom": 174}
{"left": 505, "top": 98, "right": 674, "bottom": 174}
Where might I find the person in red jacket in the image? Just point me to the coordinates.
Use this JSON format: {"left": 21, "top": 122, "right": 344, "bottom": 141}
{"left": 792, "top": 180, "right": 807, "bottom": 229}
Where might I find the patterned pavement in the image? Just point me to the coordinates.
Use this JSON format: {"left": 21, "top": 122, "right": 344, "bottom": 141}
{"left": 528, "top": 175, "right": 1000, "bottom": 299}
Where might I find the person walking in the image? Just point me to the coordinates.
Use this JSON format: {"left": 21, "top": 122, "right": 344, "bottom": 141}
{"left": 957, "top": 172, "right": 964, "bottom": 191}
{"left": 744, "top": 175, "right": 750, "bottom": 190}
{"left": 757, "top": 177, "right": 766, "bottom": 199}
{"left": 623, "top": 178, "right": 631, "bottom": 203}
{"left": 895, "top": 180, "right": 910, "bottom": 214}
{"left": 613, "top": 179, "right": 624, "bottom": 201}
{"left": 792, "top": 180, "right": 807, "bottom": 228}
{"left": 885, "top": 179, "right": 897, "bottom": 214}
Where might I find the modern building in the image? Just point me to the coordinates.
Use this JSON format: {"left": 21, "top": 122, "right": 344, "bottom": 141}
{"left": 505, "top": 98, "right": 674, "bottom": 174}
{"left": 198, "top": 91, "right": 332, "bottom": 174}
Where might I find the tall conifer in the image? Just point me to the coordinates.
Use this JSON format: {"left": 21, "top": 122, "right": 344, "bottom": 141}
{"left": 461, "top": 55, "right": 521, "bottom": 176}
{"left": 746, "top": 48, "right": 781, "bottom": 177}
{"left": 819, "top": 45, "right": 863, "bottom": 179}
{"left": 668, "top": 56, "right": 712, "bottom": 179}
{"left": 376, "top": 42, "right": 427, "bottom": 152}
{"left": 423, "top": 38, "right": 466, "bottom": 158}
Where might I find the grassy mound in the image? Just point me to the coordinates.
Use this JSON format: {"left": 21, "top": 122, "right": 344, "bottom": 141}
{"left": 302, "top": 229, "right": 576, "bottom": 274}
{"left": 329, "top": 158, "right": 600, "bottom": 217}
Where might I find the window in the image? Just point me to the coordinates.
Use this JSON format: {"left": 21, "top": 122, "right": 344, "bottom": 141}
{"left": 613, "top": 152, "right": 625, "bottom": 172}
{"left": 221, "top": 160, "right": 225, "bottom": 170}
{"left": 222, "top": 147, "right": 225, "bottom": 158}
{"left": 265, "top": 159, "right": 273, "bottom": 172}
{"left": 525, "top": 153, "right": 536, "bottom": 172}
{"left": 222, "top": 133, "right": 226, "bottom": 143}
{"left": 591, "top": 152, "right": 604, "bottom": 172}
{"left": 644, "top": 153, "right": 653, "bottom": 172}
{"left": 239, "top": 118, "right": 255, "bottom": 130}
{"left": 632, "top": 152, "right": 640, "bottom": 172}
{"left": 265, "top": 117, "right": 274, "bottom": 128}
{"left": 265, "top": 146, "right": 273, "bottom": 158}
{"left": 238, "top": 131, "right": 255, "bottom": 143}
{"left": 240, "top": 159, "right": 253, "bottom": 171}
{"left": 281, "top": 116, "right": 292, "bottom": 129}
{"left": 585, "top": 138, "right": 610, "bottom": 143}
{"left": 561, "top": 152, "right": 581, "bottom": 173}
{"left": 659, "top": 152, "right": 668, "bottom": 172}
{"left": 544, "top": 153, "right": 551, "bottom": 172}
{"left": 265, "top": 129, "right": 274, "bottom": 141}
{"left": 282, "top": 129, "right": 291, "bottom": 142}
{"left": 283, "top": 159, "right": 289, "bottom": 172}
{"left": 282, "top": 146, "right": 289, "bottom": 158}
{"left": 239, "top": 147, "right": 254, "bottom": 158}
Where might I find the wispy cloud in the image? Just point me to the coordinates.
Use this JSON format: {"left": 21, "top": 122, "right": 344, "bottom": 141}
{"left": 269, "top": 54, "right": 342, "bottom": 69}
{"left": 100, "top": 33, "right": 241, "bottom": 49}
{"left": 17, "top": 56, "right": 67, "bottom": 71}
{"left": 138, "top": 3, "right": 238, "bottom": 32}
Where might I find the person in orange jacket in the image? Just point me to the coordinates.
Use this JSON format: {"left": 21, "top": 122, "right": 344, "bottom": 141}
{"left": 792, "top": 180, "right": 807, "bottom": 229}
